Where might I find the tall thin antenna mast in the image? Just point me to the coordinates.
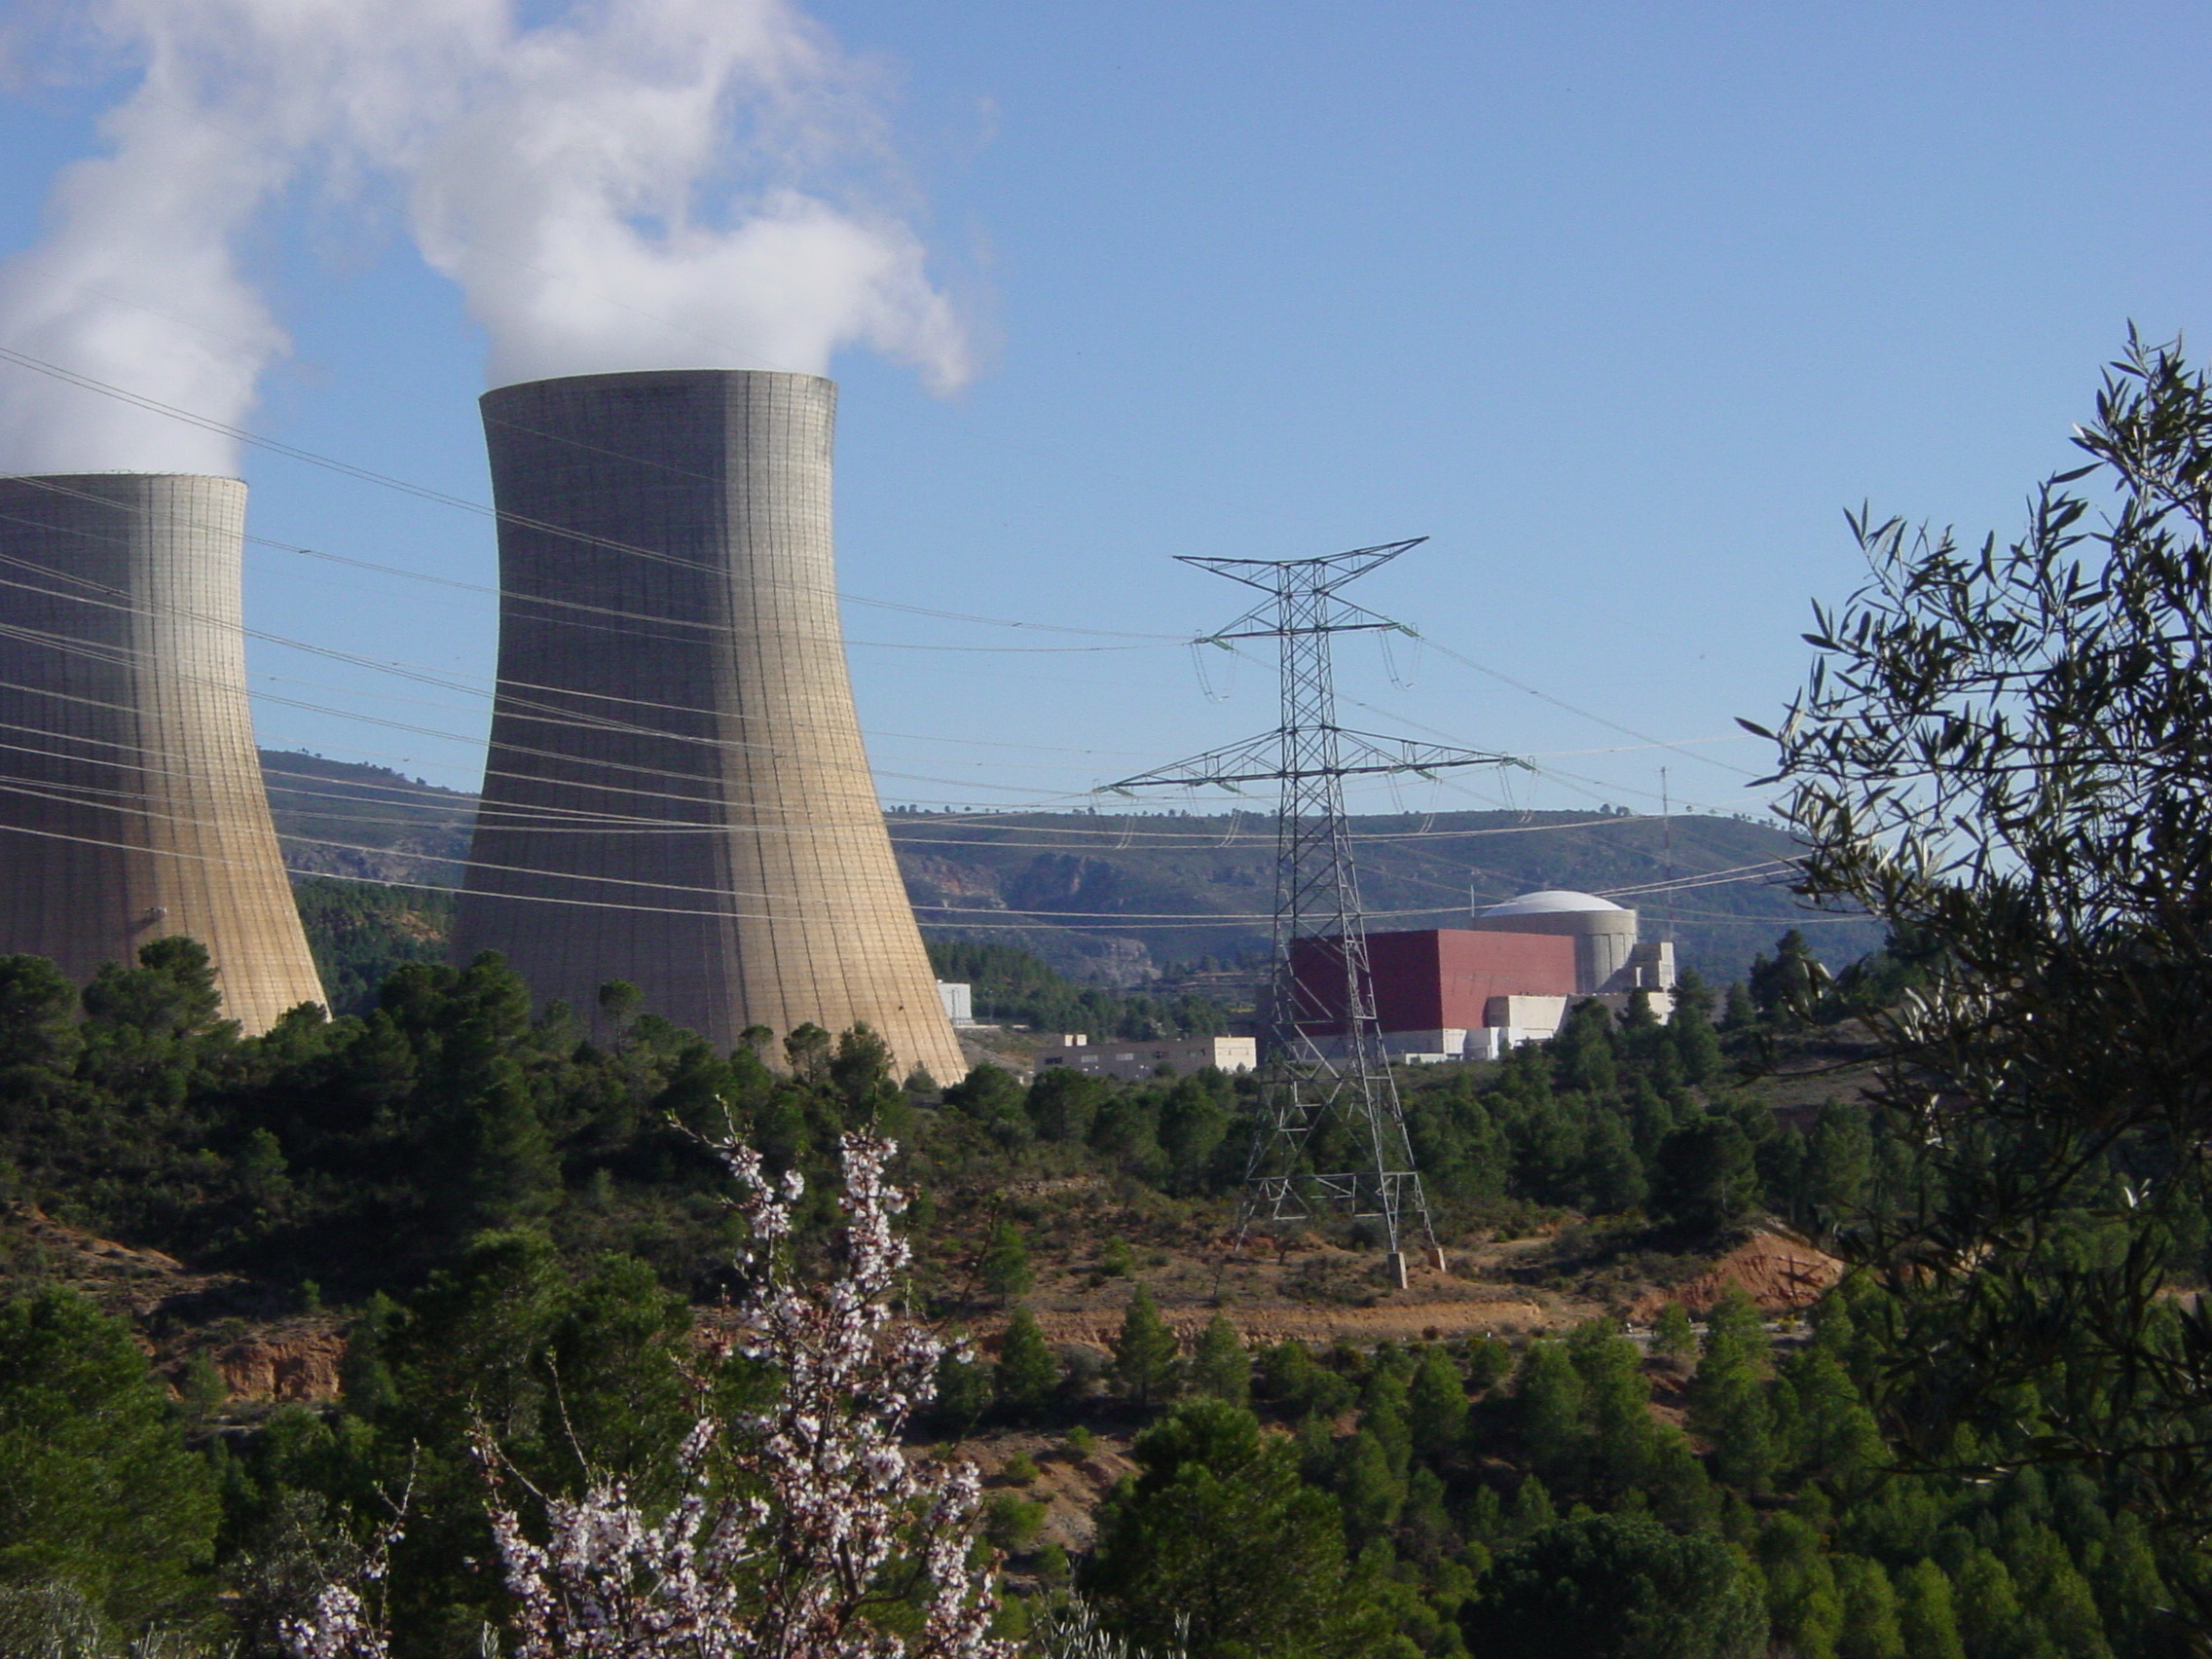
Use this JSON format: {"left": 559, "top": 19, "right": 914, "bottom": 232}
{"left": 1110, "top": 538, "right": 1527, "bottom": 1284}
{"left": 1660, "top": 765, "right": 1676, "bottom": 946}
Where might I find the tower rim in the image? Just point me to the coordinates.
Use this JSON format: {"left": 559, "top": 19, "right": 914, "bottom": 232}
{"left": 0, "top": 471, "right": 246, "bottom": 486}
{"left": 481, "top": 366, "right": 836, "bottom": 404}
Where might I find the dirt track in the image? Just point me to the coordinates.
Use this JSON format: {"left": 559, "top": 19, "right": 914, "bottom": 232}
{"left": 967, "top": 1226, "right": 1842, "bottom": 1356}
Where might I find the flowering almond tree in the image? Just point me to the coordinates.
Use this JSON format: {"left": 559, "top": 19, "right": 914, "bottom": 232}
{"left": 287, "top": 1131, "right": 1011, "bottom": 1659}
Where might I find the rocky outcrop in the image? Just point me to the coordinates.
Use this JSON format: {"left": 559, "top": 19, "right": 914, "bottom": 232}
{"left": 2, "top": 1205, "right": 347, "bottom": 1405}
{"left": 1629, "top": 1230, "right": 1843, "bottom": 1321}
{"left": 203, "top": 1322, "right": 348, "bottom": 1403}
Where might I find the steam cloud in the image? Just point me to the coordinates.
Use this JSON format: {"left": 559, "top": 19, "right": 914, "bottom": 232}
{"left": 0, "top": 0, "right": 971, "bottom": 473}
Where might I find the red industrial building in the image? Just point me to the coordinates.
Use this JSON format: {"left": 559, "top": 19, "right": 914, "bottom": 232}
{"left": 1288, "top": 928, "right": 1577, "bottom": 1035}
{"left": 1287, "top": 890, "right": 1677, "bottom": 1062}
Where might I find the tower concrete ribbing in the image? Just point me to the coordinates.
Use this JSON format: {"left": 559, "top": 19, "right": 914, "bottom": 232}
{"left": 453, "top": 370, "right": 964, "bottom": 1082}
{"left": 0, "top": 474, "right": 326, "bottom": 1033}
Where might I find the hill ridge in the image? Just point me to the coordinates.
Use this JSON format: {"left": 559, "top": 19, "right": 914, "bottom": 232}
{"left": 258, "top": 751, "right": 1878, "bottom": 984}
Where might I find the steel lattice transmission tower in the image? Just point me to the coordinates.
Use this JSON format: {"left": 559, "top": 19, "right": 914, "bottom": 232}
{"left": 1110, "top": 538, "right": 1526, "bottom": 1282}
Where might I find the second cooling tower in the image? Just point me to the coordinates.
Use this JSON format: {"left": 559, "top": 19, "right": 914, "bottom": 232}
{"left": 453, "top": 370, "right": 965, "bottom": 1082}
{"left": 0, "top": 474, "right": 325, "bottom": 1033}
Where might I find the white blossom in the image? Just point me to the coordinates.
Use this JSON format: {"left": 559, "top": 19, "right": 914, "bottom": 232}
{"left": 287, "top": 1132, "right": 1011, "bottom": 1659}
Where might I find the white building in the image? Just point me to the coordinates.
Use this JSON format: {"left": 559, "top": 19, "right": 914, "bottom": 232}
{"left": 1455, "top": 890, "right": 1677, "bottom": 1059}
{"left": 1033, "top": 1032, "right": 1258, "bottom": 1081}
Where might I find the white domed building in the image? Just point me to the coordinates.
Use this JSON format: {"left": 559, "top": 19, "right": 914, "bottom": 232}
{"left": 1461, "top": 888, "right": 1676, "bottom": 1058}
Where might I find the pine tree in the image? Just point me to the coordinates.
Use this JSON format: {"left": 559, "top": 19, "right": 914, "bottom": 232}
{"left": 828, "top": 1023, "right": 897, "bottom": 1114}
{"left": 931, "top": 1346, "right": 991, "bottom": 1431}
{"left": 1672, "top": 969, "right": 1726, "bottom": 1082}
{"left": 82, "top": 935, "right": 223, "bottom": 1038}
{"left": 1357, "top": 1365, "right": 1413, "bottom": 1477}
{"left": 1407, "top": 1345, "right": 1469, "bottom": 1465}
{"left": 1950, "top": 1547, "right": 2034, "bottom": 1659}
{"left": 1401, "top": 1465, "right": 1454, "bottom": 1562}
{"left": 1784, "top": 1348, "right": 1883, "bottom": 1488}
{"left": 1748, "top": 929, "right": 1824, "bottom": 1024}
{"left": 1472, "top": 1512, "right": 1766, "bottom": 1659}
{"left": 1187, "top": 1313, "right": 1250, "bottom": 1407}
{"left": 0, "top": 953, "right": 81, "bottom": 1088}
{"left": 1026, "top": 1067, "right": 1101, "bottom": 1142}
{"left": 1506, "top": 1473, "right": 1557, "bottom": 1538}
{"left": 1159, "top": 1075, "right": 1232, "bottom": 1189}
{"left": 1331, "top": 1428, "right": 1404, "bottom": 1547}
{"left": 1801, "top": 1100, "right": 1873, "bottom": 1229}
{"left": 1833, "top": 1555, "right": 1905, "bottom": 1659}
{"left": 1722, "top": 980, "right": 1757, "bottom": 1030}
{"left": 1688, "top": 1290, "right": 1776, "bottom": 1492}
{"left": 1653, "top": 1301, "right": 1699, "bottom": 1363}
{"left": 783, "top": 1021, "right": 833, "bottom": 1082}
{"left": 597, "top": 977, "right": 644, "bottom": 1031}
{"left": 1651, "top": 1116, "right": 1760, "bottom": 1236}
{"left": 1463, "top": 1483, "right": 1506, "bottom": 1545}
{"left": 1757, "top": 1512, "right": 1842, "bottom": 1659}
{"left": 1578, "top": 1113, "right": 1647, "bottom": 1214}
{"left": 1895, "top": 1560, "right": 1967, "bottom": 1659}
{"left": 1567, "top": 1320, "right": 1656, "bottom": 1491}
{"left": 0, "top": 1290, "right": 220, "bottom": 1634}
{"left": 1641, "top": 1421, "right": 1720, "bottom": 1531}
{"left": 1516, "top": 1340, "right": 1589, "bottom": 1489}
{"left": 456, "top": 1064, "right": 559, "bottom": 1232}
{"left": 1462, "top": 1333, "right": 1513, "bottom": 1394}
{"left": 995, "top": 1308, "right": 1059, "bottom": 1421}
{"left": 1082, "top": 1399, "right": 1390, "bottom": 1658}
{"left": 1701, "top": 1289, "right": 1771, "bottom": 1380}
{"left": 1552, "top": 999, "right": 1620, "bottom": 1096}
{"left": 978, "top": 1220, "right": 1033, "bottom": 1301}
{"left": 1111, "top": 1286, "right": 1181, "bottom": 1407}
{"left": 943, "top": 1061, "right": 1028, "bottom": 1144}
{"left": 2009, "top": 1525, "right": 2115, "bottom": 1659}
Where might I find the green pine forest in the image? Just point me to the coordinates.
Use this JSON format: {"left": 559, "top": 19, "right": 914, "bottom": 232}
{"left": 0, "top": 922, "right": 2192, "bottom": 1657}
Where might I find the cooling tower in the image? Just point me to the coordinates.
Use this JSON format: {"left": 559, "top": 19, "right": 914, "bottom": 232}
{"left": 0, "top": 474, "right": 326, "bottom": 1032}
{"left": 452, "top": 369, "right": 965, "bottom": 1082}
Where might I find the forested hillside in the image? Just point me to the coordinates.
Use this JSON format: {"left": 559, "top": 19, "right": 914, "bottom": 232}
{"left": 260, "top": 751, "right": 473, "bottom": 887}
{"left": 0, "top": 927, "right": 2194, "bottom": 1656}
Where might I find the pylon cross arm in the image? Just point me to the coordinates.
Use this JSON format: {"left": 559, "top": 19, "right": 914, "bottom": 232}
{"left": 1105, "top": 729, "right": 1524, "bottom": 793}
{"left": 1176, "top": 538, "right": 1427, "bottom": 598}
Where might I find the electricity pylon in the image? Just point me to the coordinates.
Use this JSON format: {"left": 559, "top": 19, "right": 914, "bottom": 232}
{"left": 1109, "top": 538, "right": 1527, "bottom": 1283}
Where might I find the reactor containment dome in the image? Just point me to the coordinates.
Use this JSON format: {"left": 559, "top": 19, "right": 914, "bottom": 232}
{"left": 1469, "top": 888, "right": 1641, "bottom": 995}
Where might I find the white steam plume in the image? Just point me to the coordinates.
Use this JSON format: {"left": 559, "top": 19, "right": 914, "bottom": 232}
{"left": 410, "top": 1, "right": 971, "bottom": 390}
{"left": 0, "top": 0, "right": 970, "bottom": 474}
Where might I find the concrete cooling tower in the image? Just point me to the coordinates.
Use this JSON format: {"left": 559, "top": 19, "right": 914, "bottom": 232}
{"left": 452, "top": 369, "right": 965, "bottom": 1082}
{"left": 0, "top": 474, "right": 325, "bottom": 1033}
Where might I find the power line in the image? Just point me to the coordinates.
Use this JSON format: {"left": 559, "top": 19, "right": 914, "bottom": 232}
{"left": 0, "top": 377, "right": 1764, "bottom": 800}
{"left": 0, "top": 478, "right": 1177, "bottom": 658}
{"left": 1407, "top": 633, "right": 1763, "bottom": 780}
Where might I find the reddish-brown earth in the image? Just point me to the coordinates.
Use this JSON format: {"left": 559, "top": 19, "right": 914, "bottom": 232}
{"left": 1626, "top": 1230, "right": 1843, "bottom": 1323}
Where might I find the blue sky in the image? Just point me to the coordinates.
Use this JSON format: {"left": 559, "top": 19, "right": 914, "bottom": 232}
{"left": 0, "top": 1, "right": 2203, "bottom": 817}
